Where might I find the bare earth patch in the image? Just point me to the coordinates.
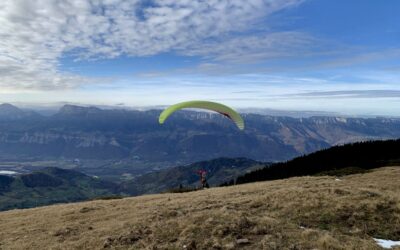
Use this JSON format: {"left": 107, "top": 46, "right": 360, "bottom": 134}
{"left": 0, "top": 167, "right": 399, "bottom": 249}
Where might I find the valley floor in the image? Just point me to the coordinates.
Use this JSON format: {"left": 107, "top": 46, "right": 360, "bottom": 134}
{"left": 0, "top": 167, "right": 399, "bottom": 249}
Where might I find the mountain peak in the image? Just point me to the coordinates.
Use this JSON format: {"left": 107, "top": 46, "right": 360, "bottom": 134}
{"left": 0, "top": 103, "right": 42, "bottom": 120}
{"left": 0, "top": 103, "right": 30, "bottom": 119}
{"left": 58, "top": 105, "right": 102, "bottom": 116}
{"left": 0, "top": 103, "right": 22, "bottom": 112}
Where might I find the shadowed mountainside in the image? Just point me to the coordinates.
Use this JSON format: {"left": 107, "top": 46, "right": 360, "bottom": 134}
{"left": 232, "top": 139, "right": 400, "bottom": 185}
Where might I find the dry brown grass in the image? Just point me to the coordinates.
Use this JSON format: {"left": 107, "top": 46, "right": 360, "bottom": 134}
{"left": 0, "top": 167, "right": 399, "bottom": 250}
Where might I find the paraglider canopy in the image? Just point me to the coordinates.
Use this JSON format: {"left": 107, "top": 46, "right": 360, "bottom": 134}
{"left": 158, "top": 100, "right": 245, "bottom": 130}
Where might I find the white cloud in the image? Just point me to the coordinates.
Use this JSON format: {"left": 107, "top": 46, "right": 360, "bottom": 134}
{"left": 290, "top": 90, "right": 400, "bottom": 98}
{"left": 181, "top": 32, "right": 315, "bottom": 63}
{"left": 0, "top": 0, "right": 304, "bottom": 90}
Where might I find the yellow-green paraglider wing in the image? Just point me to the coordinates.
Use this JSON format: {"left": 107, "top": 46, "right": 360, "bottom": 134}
{"left": 159, "top": 100, "right": 245, "bottom": 130}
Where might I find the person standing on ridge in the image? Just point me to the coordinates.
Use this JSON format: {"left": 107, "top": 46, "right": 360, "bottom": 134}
{"left": 197, "top": 169, "right": 209, "bottom": 189}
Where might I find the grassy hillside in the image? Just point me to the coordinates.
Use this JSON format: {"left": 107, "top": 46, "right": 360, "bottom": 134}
{"left": 0, "top": 167, "right": 399, "bottom": 249}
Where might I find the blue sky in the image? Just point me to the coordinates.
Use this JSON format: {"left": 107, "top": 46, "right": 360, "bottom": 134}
{"left": 0, "top": 0, "right": 399, "bottom": 115}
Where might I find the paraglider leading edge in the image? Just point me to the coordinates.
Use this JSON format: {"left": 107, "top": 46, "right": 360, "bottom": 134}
{"left": 158, "top": 100, "right": 245, "bottom": 130}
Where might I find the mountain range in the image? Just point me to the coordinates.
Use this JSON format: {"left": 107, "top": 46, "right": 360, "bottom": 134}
{"left": 1, "top": 103, "right": 400, "bottom": 173}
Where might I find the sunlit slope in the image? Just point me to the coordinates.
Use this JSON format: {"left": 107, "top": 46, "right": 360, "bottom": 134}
{"left": 0, "top": 167, "right": 399, "bottom": 249}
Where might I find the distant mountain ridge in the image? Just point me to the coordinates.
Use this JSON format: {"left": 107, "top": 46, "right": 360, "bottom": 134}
{"left": 0, "top": 103, "right": 40, "bottom": 120}
{"left": 1, "top": 103, "right": 400, "bottom": 167}
{"left": 57, "top": 104, "right": 103, "bottom": 116}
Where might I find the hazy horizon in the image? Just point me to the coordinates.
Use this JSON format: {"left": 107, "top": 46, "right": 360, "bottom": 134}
{"left": 5, "top": 101, "right": 400, "bottom": 118}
